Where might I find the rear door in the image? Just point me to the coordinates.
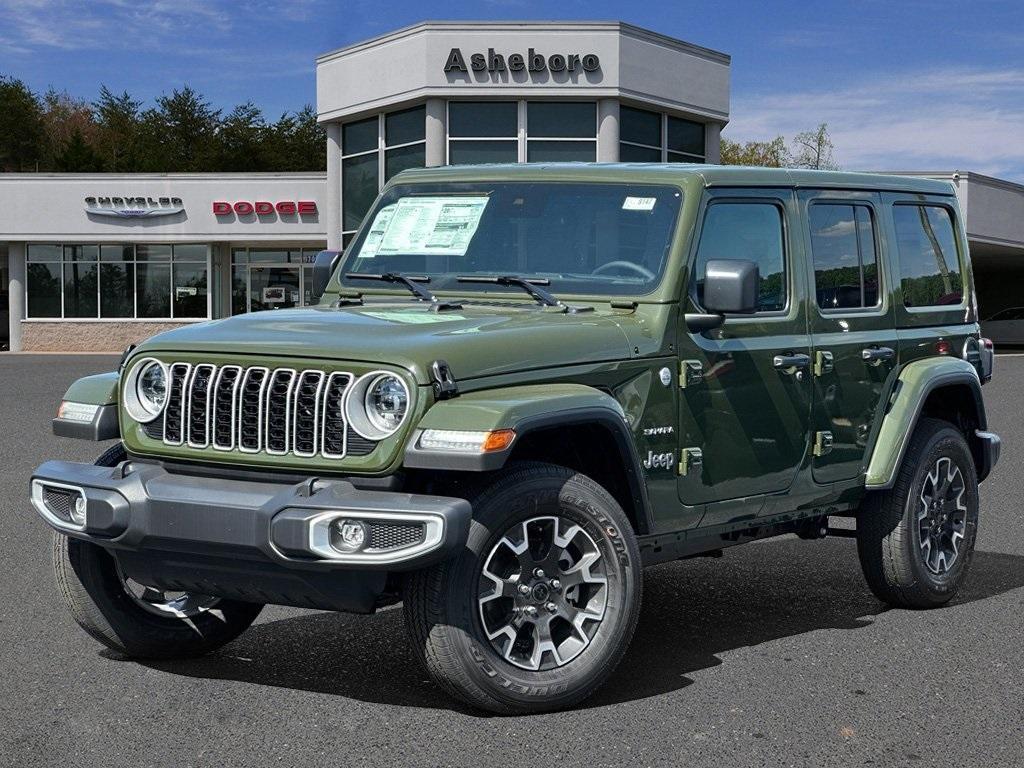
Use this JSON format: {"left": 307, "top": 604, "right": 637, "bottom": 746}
{"left": 677, "top": 188, "right": 813, "bottom": 515}
{"left": 800, "top": 190, "right": 899, "bottom": 483}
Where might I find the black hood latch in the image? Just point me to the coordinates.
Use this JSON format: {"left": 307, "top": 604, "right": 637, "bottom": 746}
{"left": 431, "top": 360, "right": 459, "bottom": 400}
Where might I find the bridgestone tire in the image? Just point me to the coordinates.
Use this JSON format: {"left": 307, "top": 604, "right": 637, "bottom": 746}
{"left": 857, "top": 418, "right": 979, "bottom": 609}
{"left": 51, "top": 443, "right": 264, "bottom": 659}
{"left": 403, "top": 463, "right": 642, "bottom": 714}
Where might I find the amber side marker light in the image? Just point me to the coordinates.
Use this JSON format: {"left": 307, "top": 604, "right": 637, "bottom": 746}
{"left": 418, "top": 428, "right": 516, "bottom": 453}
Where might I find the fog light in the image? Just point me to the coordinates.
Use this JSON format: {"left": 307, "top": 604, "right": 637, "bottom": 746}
{"left": 69, "top": 495, "right": 87, "bottom": 526}
{"left": 330, "top": 519, "right": 367, "bottom": 553}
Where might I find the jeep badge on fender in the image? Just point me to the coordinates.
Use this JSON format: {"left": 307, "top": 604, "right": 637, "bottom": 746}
{"left": 33, "top": 164, "right": 999, "bottom": 715}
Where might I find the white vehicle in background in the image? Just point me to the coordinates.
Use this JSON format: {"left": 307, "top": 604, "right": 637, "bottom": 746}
{"left": 981, "top": 307, "right": 1024, "bottom": 347}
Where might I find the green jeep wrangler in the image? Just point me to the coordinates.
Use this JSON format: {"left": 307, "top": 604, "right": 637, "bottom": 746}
{"left": 32, "top": 165, "right": 999, "bottom": 714}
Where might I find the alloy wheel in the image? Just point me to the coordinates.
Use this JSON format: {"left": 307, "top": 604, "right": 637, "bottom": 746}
{"left": 478, "top": 515, "right": 609, "bottom": 671}
{"left": 917, "top": 456, "right": 968, "bottom": 575}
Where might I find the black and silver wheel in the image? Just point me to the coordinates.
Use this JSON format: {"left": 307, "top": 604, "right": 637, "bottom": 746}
{"left": 404, "top": 463, "right": 642, "bottom": 714}
{"left": 51, "top": 443, "right": 263, "bottom": 659}
{"left": 857, "top": 418, "right": 980, "bottom": 608}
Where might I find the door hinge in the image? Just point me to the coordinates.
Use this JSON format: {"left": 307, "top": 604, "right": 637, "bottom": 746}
{"left": 679, "top": 360, "right": 703, "bottom": 388}
{"left": 814, "top": 350, "right": 834, "bottom": 377}
{"left": 813, "top": 431, "right": 834, "bottom": 457}
{"left": 678, "top": 447, "right": 703, "bottom": 476}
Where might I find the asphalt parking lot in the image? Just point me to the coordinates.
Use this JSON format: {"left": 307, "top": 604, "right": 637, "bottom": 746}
{"left": 1, "top": 354, "right": 1022, "bottom": 768}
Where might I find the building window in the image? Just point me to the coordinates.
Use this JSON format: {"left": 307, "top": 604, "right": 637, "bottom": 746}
{"left": 341, "top": 106, "right": 427, "bottom": 243}
{"left": 809, "top": 204, "right": 880, "bottom": 310}
{"left": 893, "top": 204, "right": 963, "bottom": 307}
{"left": 231, "top": 247, "right": 325, "bottom": 314}
{"left": 447, "top": 101, "right": 518, "bottom": 165}
{"left": 526, "top": 102, "right": 596, "bottom": 162}
{"left": 620, "top": 105, "right": 706, "bottom": 163}
{"left": 25, "top": 243, "right": 208, "bottom": 320}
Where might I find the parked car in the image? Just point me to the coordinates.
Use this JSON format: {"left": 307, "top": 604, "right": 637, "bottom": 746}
{"left": 32, "top": 165, "right": 999, "bottom": 714}
{"left": 981, "top": 306, "right": 1024, "bottom": 346}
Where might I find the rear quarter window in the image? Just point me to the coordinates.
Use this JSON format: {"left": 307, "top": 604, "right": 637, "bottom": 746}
{"left": 892, "top": 204, "right": 963, "bottom": 308}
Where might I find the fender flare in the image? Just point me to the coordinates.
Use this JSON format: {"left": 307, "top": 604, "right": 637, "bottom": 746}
{"left": 52, "top": 371, "right": 121, "bottom": 441}
{"left": 404, "top": 383, "right": 653, "bottom": 533}
{"left": 864, "top": 357, "right": 988, "bottom": 489}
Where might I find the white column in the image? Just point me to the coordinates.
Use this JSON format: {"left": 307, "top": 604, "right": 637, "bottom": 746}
{"left": 325, "top": 122, "right": 343, "bottom": 250}
{"left": 8, "top": 242, "right": 25, "bottom": 352}
{"left": 425, "top": 98, "right": 447, "bottom": 167}
{"left": 704, "top": 122, "right": 722, "bottom": 164}
{"left": 597, "top": 99, "right": 620, "bottom": 162}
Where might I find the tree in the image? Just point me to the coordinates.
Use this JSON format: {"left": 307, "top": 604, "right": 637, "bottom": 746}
{"left": 218, "top": 102, "right": 271, "bottom": 171}
{"left": 269, "top": 105, "right": 326, "bottom": 171}
{"left": 0, "top": 76, "right": 45, "bottom": 171}
{"left": 790, "top": 123, "right": 838, "bottom": 170}
{"left": 94, "top": 86, "right": 144, "bottom": 172}
{"left": 54, "top": 127, "right": 104, "bottom": 171}
{"left": 40, "top": 88, "right": 98, "bottom": 168}
{"left": 720, "top": 135, "right": 788, "bottom": 167}
{"left": 138, "top": 86, "right": 221, "bottom": 172}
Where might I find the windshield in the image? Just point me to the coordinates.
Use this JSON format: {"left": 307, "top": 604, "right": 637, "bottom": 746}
{"left": 339, "top": 181, "right": 682, "bottom": 297}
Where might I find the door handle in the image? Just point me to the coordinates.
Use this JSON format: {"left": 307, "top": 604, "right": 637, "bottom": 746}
{"left": 773, "top": 353, "right": 811, "bottom": 372}
{"left": 861, "top": 346, "right": 895, "bottom": 365}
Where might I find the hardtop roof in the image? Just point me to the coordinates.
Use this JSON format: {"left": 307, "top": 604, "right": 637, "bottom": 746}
{"left": 393, "top": 163, "right": 955, "bottom": 196}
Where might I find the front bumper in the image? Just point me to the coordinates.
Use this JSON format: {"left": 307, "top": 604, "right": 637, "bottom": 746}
{"left": 30, "top": 459, "right": 471, "bottom": 612}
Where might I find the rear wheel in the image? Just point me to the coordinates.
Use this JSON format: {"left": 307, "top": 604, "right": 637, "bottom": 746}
{"left": 857, "top": 418, "right": 979, "bottom": 608}
{"left": 403, "top": 463, "right": 642, "bottom": 714}
{"left": 52, "top": 443, "right": 263, "bottom": 659}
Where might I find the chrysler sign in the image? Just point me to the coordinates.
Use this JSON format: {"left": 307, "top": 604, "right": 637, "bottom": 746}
{"left": 84, "top": 196, "right": 184, "bottom": 218}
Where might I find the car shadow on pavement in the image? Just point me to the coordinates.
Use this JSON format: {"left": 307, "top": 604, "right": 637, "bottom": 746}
{"left": 135, "top": 538, "right": 1024, "bottom": 715}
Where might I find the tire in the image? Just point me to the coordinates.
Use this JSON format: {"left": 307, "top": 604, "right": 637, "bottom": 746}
{"left": 51, "top": 442, "right": 264, "bottom": 659}
{"left": 403, "top": 462, "right": 642, "bottom": 714}
{"left": 857, "top": 418, "right": 980, "bottom": 609}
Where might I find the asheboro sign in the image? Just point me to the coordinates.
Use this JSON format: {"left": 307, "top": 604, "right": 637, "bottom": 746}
{"left": 444, "top": 47, "right": 600, "bottom": 75}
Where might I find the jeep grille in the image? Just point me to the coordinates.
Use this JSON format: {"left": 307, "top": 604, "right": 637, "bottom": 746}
{"left": 142, "top": 363, "right": 376, "bottom": 458}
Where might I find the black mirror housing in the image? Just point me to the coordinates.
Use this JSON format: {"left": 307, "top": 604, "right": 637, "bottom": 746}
{"left": 702, "top": 259, "right": 760, "bottom": 315}
{"left": 309, "top": 250, "right": 342, "bottom": 305}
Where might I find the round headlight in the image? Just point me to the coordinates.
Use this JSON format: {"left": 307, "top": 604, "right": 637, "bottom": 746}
{"left": 124, "top": 358, "right": 169, "bottom": 423}
{"left": 365, "top": 375, "right": 408, "bottom": 433}
{"left": 345, "top": 371, "right": 411, "bottom": 440}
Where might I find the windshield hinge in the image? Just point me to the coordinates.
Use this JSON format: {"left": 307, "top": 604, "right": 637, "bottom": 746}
{"left": 431, "top": 360, "right": 459, "bottom": 400}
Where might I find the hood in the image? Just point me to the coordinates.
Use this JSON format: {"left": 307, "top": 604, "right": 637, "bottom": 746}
{"left": 135, "top": 302, "right": 642, "bottom": 384}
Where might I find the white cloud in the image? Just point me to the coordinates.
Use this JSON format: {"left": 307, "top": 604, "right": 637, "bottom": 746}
{"left": 727, "top": 67, "right": 1024, "bottom": 181}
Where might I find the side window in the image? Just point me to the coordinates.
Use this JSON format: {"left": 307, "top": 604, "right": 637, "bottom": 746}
{"left": 809, "top": 203, "right": 880, "bottom": 310}
{"left": 892, "top": 204, "right": 963, "bottom": 307}
{"left": 694, "top": 202, "right": 786, "bottom": 312}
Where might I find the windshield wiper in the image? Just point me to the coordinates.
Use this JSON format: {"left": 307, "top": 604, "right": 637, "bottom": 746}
{"left": 344, "top": 272, "right": 464, "bottom": 312}
{"left": 456, "top": 275, "right": 564, "bottom": 308}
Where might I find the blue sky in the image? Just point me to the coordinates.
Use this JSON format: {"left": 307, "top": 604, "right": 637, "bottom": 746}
{"left": 1, "top": 0, "right": 1022, "bottom": 180}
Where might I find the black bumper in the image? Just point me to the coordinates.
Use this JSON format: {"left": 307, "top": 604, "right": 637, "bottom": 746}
{"left": 31, "top": 459, "right": 471, "bottom": 613}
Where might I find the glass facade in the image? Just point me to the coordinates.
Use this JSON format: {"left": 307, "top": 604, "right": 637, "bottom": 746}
{"left": 339, "top": 99, "right": 706, "bottom": 246}
{"left": 25, "top": 243, "right": 209, "bottom": 320}
{"left": 620, "top": 105, "right": 706, "bottom": 163}
{"left": 230, "top": 247, "right": 324, "bottom": 314}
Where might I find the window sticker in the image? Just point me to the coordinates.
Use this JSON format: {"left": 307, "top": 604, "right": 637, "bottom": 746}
{"left": 622, "top": 196, "right": 657, "bottom": 211}
{"left": 357, "top": 197, "right": 489, "bottom": 258}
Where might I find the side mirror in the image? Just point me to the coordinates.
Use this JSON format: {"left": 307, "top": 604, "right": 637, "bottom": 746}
{"left": 309, "top": 250, "right": 341, "bottom": 305}
{"left": 702, "top": 259, "right": 760, "bottom": 315}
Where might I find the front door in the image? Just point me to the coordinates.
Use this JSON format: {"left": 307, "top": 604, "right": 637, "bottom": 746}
{"left": 248, "top": 265, "right": 301, "bottom": 313}
{"left": 678, "top": 190, "right": 813, "bottom": 519}
{"left": 799, "top": 191, "right": 899, "bottom": 483}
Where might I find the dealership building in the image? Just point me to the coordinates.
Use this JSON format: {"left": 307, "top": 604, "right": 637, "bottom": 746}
{"left": 2, "top": 20, "right": 1023, "bottom": 352}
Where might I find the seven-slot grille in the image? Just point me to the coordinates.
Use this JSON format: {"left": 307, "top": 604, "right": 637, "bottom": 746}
{"left": 144, "top": 363, "right": 373, "bottom": 459}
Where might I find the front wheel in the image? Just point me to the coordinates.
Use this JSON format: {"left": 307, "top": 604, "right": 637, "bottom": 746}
{"left": 403, "top": 463, "right": 642, "bottom": 714}
{"left": 51, "top": 442, "right": 263, "bottom": 659}
{"left": 857, "top": 418, "right": 980, "bottom": 608}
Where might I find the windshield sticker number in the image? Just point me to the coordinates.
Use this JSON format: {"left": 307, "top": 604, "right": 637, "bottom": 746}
{"left": 357, "top": 197, "right": 489, "bottom": 258}
{"left": 622, "top": 196, "right": 657, "bottom": 212}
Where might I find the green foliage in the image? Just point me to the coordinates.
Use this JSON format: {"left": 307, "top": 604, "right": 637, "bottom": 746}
{"left": 721, "top": 123, "right": 839, "bottom": 170}
{"left": 0, "top": 76, "right": 326, "bottom": 173}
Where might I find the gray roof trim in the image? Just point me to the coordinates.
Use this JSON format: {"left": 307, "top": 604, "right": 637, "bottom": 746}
{"left": 316, "top": 20, "right": 730, "bottom": 66}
